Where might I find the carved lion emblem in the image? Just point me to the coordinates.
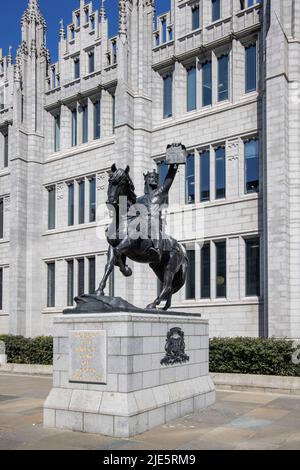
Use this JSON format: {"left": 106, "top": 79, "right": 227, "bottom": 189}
{"left": 160, "top": 327, "right": 190, "bottom": 366}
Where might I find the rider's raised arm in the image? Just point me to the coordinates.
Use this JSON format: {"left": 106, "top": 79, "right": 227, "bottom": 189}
{"left": 161, "top": 163, "right": 178, "bottom": 195}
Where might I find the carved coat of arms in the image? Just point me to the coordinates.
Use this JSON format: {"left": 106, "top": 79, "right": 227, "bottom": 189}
{"left": 160, "top": 327, "right": 190, "bottom": 366}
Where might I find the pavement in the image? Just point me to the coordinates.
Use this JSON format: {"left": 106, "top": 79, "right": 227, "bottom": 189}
{"left": 0, "top": 373, "right": 300, "bottom": 450}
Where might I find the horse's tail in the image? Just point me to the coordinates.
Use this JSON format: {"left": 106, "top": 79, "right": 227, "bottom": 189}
{"left": 171, "top": 243, "right": 188, "bottom": 294}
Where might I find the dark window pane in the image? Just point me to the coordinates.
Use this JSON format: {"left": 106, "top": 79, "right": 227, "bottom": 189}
{"left": 47, "top": 262, "right": 55, "bottom": 307}
{"left": 89, "top": 177, "right": 96, "bottom": 222}
{"left": 192, "top": 5, "right": 200, "bottom": 30}
{"left": 212, "top": 0, "right": 221, "bottom": 21}
{"left": 201, "top": 243, "right": 211, "bottom": 299}
{"left": 218, "top": 54, "right": 229, "bottom": 101}
{"left": 245, "top": 138, "right": 259, "bottom": 193}
{"left": 202, "top": 61, "right": 212, "bottom": 106}
{"left": 82, "top": 105, "right": 88, "bottom": 143}
{"left": 162, "top": 17, "right": 167, "bottom": 43}
{"left": 163, "top": 74, "right": 173, "bottom": 119}
{"left": 94, "top": 100, "right": 101, "bottom": 139}
{"left": 186, "top": 249, "right": 195, "bottom": 299}
{"left": 246, "top": 238, "right": 260, "bottom": 296}
{"left": 48, "top": 187, "right": 56, "bottom": 230}
{"left": 88, "top": 257, "right": 96, "bottom": 294}
{"left": 159, "top": 160, "right": 168, "bottom": 186}
{"left": 54, "top": 115, "right": 60, "bottom": 152}
{"left": 112, "top": 95, "right": 116, "bottom": 134}
{"left": 0, "top": 267, "right": 3, "bottom": 310}
{"left": 4, "top": 132, "right": 8, "bottom": 167}
{"left": 67, "top": 260, "right": 74, "bottom": 306}
{"left": 216, "top": 241, "right": 226, "bottom": 298}
{"left": 200, "top": 150, "right": 210, "bottom": 202}
{"left": 89, "top": 52, "right": 95, "bottom": 74}
{"left": 215, "top": 147, "right": 226, "bottom": 199}
{"left": 78, "top": 258, "right": 85, "bottom": 296}
{"left": 78, "top": 180, "right": 85, "bottom": 224}
{"left": 0, "top": 199, "right": 3, "bottom": 239}
{"left": 72, "top": 109, "right": 77, "bottom": 146}
{"left": 68, "top": 183, "right": 74, "bottom": 226}
{"left": 187, "top": 67, "right": 197, "bottom": 112}
{"left": 74, "top": 59, "right": 80, "bottom": 79}
{"left": 245, "top": 44, "right": 257, "bottom": 93}
{"left": 186, "top": 154, "right": 195, "bottom": 204}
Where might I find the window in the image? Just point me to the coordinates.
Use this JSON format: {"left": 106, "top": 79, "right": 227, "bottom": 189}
{"left": 187, "top": 66, "right": 197, "bottom": 112}
{"left": 54, "top": 115, "right": 60, "bottom": 152}
{"left": 52, "top": 68, "right": 56, "bottom": 89}
{"left": 88, "top": 257, "right": 96, "bottom": 294}
{"left": 76, "top": 13, "right": 80, "bottom": 27}
{"left": 245, "top": 43, "right": 257, "bottom": 93}
{"left": 162, "top": 17, "right": 167, "bottom": 43}
{"left": 212, "top": 0, "right": 221, "bottom": 21}
{"left": 215, "top": 146, "right": 226, "bottom": 199}
{"left": 48, "top": 187, "right": 56, "bottom": 230}
{"left": 186, "top": 249, "right": 195, "bottom": 299}
{"left": 216, "top": 241, "right": 226, "bottom": 298}
{"left": 68, "top": 182, "right": 74, "bottom": 226}
{"left": 0, "top": 267, "right": 2, "bottom": 310}
{"left": 186, "top": 154, "right": 195, "bottom": 204}
{"left": 77, "top": 258, "right": 85, "bottom": 296}
{"left": 201, "top": 243, "right": 211, "bottom": 299}
{"left": 163, "top": 74, "right": 173, "bottom": 119}
{"left": 94, "top": 100, "right": 101, "bottom": 139}
{"left": 71, "top": 108, "right": 77, "bottom": 146}
{"left": 74, "top": 58, "right": 80, "bottom": 79}
{"left": 78, "top": 180, "right": 85, "bottom": 224}
{"left": 202, "top": 61, "right": 212, "bottom": 107}
{"left": 241, "top": 0, "right": 256, "bottom": 8}
{"left": 47, "top": 262, "right": 55, "bottom": 308}
{"left": 0, "top": 199, "right": 3, "bottom": 239}
{"left": 192, "top": 4, "right": 200, "bottom": 30}
{"left": 91, "top": 16, "right": 95, "bottom": 30}
{"left": 245, "top": 238, "right": 260, "bottom": 296}
{"left": 159, "top": 160, "right": 168, "bottom": 186}
{"left": 70, "top": 27, "right": 75, "bottom": 40}
{"left": 245, "top": 138, "right": 259, "bottom": 193}
{"left": 112, "top": 94, "right": 116, "bottom": 134}
{"left": 88, "top": 51, "right": 95, "bottom": 74}
{"left": 82, "top": 105, "right": 88, "bottom": 144}
{"left": 169, "top": 27, "right": 173, "bottom": 41}
{"left": 67, "top": 259, "right": 74, "bottom": 306}
{"left": 200, "top": 150, "right": 210, "bottom": 202}
{"left": 85, "top": 9, "right": 89, "bottom": 23}
{"left": 89, "top": 177, "right": 96, "bottom": 222}
{"left": 3, "top": 132, "right": 8, "bottom": 167}
{"left": 218, "top": 54, "right": 229, "bottom": 101}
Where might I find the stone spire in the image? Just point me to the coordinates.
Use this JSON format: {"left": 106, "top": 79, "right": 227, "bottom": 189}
{"left": 118, "top": 0, "right": 127, "bottom": 35}
{"left": 22, "top": 0, "right": 46, "bottom": 27}
{"left": 59, "top": 19, "right": 65, "bottom": 39}
{"left": 100, "top": 0, "right": 106, "bottom": 19}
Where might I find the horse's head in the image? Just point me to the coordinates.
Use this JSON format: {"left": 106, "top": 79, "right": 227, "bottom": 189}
{"left": 107, "top": 164, "right": 137, "bottom": 207}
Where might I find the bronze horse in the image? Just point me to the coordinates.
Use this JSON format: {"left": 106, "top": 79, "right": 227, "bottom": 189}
{"left": 96, "top": 164, "right": 188, "bottom": 310}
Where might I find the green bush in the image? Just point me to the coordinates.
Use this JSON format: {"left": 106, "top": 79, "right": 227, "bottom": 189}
{"left": 0, "top": 335, "right": 53, "bottom": 365}
{"left": 209, "top": 337, "right": 300, "bottom": 377}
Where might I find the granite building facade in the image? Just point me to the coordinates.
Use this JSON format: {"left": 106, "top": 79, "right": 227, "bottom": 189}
{"left": 0, "top": 0, "right": 299, "bottom": 339}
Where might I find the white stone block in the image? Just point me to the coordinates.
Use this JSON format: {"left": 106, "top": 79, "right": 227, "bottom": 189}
{"left": 83, "top": 413, "right": 114, "bottom": 436}
{"left": 69, "top": 390, "right": 102, "bottom": 413}
{"left": 56, "top": 410, "right": 83, "bottom": 432}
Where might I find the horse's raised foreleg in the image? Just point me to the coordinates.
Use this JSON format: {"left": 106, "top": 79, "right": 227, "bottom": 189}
{"left": 95, "top": 245, "right": 115, "bottom": 296}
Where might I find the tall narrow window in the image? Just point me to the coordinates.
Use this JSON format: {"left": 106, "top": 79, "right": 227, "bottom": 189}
{"left": 201, "top": 243, "right": 211, "bottom": 299}
{"left": 163, "top": 74, "right": 173, "bottom": 119}
{"left": 88, "top": 51, "right": 95, "bottom": 74}
{"left": 192, "top": 4, "right": 200, "bottom": 30}
{"left": 89, "top": 177, "right": 96, "bottom": 222}
{"left": 54, "top": 114, "right": 60, "bottom": 152}
{"left": 3, "top": 132, "right": 8, "bottom": 167}
{"left": 246, "top": 238, "right": 260, "bottom": 296}
{"left": 48, "top": 187, "right": 56, "bottom": 230}
{"left": 0, "top": 267, "right": 3, "bottom": 310}
{"left": 91, "top": 16, "right": 95, "bottom": 30}
{"left": 218, "top": 54, "right": 229, "bottom": 102}
{"left": 85, "top": 9, "right": 89, "bottom": 23}
{"left": 88, "top": 257, "right": 96, "bottom": 294}
{"left": 212, "top": 0, "right": 221, "bottom": 21}
{"left": 68, "top": 182, "right": 74, "bottom": 226}
{"left": 72, "top": 108, "right": 77, "bottom": 147}
{"left": 94, "top": 100, "right": 101, "bottom": 139}
{"left": 245, "top": 43, "right": 257, "bottom": 93}
{"left": 216, "top": 241, "right": 226, "bottom": 298}
{"left": 202, "top": 61, "right": 212, "bottom": 107}
{"left": 78, "top": 180, "right": 85, "bottom": 224}
{"left": 74, "top": 58, "right": 80, "bottom": 79}
{"left": 82, "top": 105, "right": 88, "bottom": 144}
{"left": 112, "top": 94, "right": 116, "bottom": 133}
{"left": 186, "top": 249, "right": 195, "bottom": 300}
{"left": 215, "top": 146, "right": 226, "bottom": 199}
{"left": 245, "top": 138, "right": 259, "bottom": 193}
{"left": 187, "top": 66, "right": 197, "bottom": 112}
{"left": 0, "top": 199, "right": 3, "bottom": 239}
{"left": 159, "top": 160, "right": 168, "bottom": 186}
{"left": 162, "top": 17, "right": 167, "bottom": 43}
{"left": 200, "top": 150, "right": 210, "bottom": 202}
{"left": 77, "top": 258, "right": 85, "bottom": 296}
{"left": 186, "top": 154, "right": 195, "bottom": 204}
{"left": 67, "top": 259, "right": 74, "bottom": 306}
{"left": 47, "top": 262, "right": 55, "bottom": 308}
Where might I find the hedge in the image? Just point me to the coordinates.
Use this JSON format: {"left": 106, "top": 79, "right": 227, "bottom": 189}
{"left": 210, "top": 337, "right": 300, "bottom": 377}
{"left": 0, "top": 335, "right": 53, "bottom": 365}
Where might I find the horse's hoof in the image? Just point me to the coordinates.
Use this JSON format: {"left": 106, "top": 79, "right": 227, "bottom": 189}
{"left": 120, "top": 266, "right": 132, "bottom": 277}
{"left": 95, "top": 289, "right": 105, "bottom": 297}
{"left": 146, "top": 303, "right": 157, "bottom": 310}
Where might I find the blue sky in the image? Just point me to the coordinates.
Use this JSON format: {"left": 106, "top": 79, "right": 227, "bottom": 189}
{"left": 0, "top": 0, "right": 170, "bottom": 62}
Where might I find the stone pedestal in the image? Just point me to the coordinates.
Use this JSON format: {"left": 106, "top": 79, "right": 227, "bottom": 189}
{"left": 0, "top": 354, "right": 7, "bottom": 365}
{"left": 43, "top": 311, "right": 215, "bottom": 438}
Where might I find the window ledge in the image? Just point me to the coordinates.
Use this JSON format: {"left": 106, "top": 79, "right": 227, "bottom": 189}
{"left": 0, "top": 311, "right": 9, "bottom": 316}
{"left": 171, "top": 298, "right": 261, "bottom": 308}
{"left": 43, "top": 222, "right": 97, "bottom": 237}
{"left": 64, "top": 77, "right": 81, "bottom": 88}
{"left": 42, "top": 308, "right": 62, "bottom": 315}
{"left": 46, "top": 135, "right": 115, "bottom": 161}
{"left": 0, "top": 238, "right": 9, "bottom": 245}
